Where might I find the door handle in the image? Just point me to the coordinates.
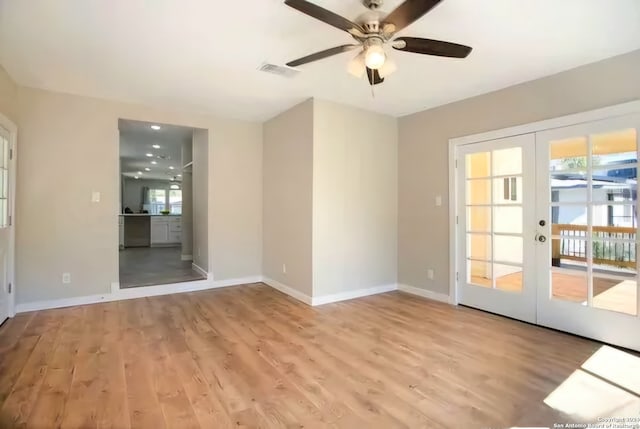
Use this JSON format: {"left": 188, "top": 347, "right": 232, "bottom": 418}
{"left": 538, "top": 235, "right": 546, "bottom": 243}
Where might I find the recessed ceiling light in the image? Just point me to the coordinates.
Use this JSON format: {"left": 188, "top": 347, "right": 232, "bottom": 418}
{"left": 145, "top": 167, "right": 151, "bottom": 171}
{"left": 137, "top": 171, "right": 143, "bottom": 175}
{"left": 152, "top": 144, "right": 160, "bottom": 149}
{"left": 146, "top": 153, "right": 153, "bottom": 157}
{"left": 150, "top": 125, "right": 161, "bottom": 130}
{"left": 177, "top": 174, "right": 182, "bottom": 177}
{"left": 169, "top": 166, "right": 175, "bottom": 170}
{"left": 151, "top": 161, "right": 157, "bottom": 165}
{"left": 134, "top": 176, "right": 139, "bottom": 179}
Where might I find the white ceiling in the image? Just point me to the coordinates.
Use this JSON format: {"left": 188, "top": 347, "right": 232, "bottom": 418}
{"left": 119, "top": 119, "right": 193, "bottom": 181}
{"left": 1, "top": 0, "right": 639, "bottom": 121}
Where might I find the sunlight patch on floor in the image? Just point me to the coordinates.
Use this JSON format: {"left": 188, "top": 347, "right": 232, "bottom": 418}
{"left": 543, "top": 346, "right": 640, "bottom": 423}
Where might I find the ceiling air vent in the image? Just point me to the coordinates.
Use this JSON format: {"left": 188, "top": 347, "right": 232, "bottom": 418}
{"left": 258, "top": 63, "right": 300, "bottom": 78}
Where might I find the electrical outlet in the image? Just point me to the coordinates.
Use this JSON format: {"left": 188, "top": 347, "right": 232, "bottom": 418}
{"left": 282, "top": 263, "right": 287, "bottom": 274}
{"left": 62, "top": 272, "right": 71, "bottom": 284}
{"left": 427, "top": 269, "right": 434, "bottom": 280}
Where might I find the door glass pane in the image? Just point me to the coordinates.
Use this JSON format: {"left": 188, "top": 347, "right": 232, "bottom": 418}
{"left": 467, "top": 206, "right": 491, "bottom": 233}
{"left": 467, "top": 179, "right": 491, "bottom": 205}
{"left": 495, "top": 264, "right": 523, "bottom": 292}
{"left": 591, "top": 128, "right": 637, "bottom": 166}
{"left": 550, "top": 137, "right": 587, "bottom": 171}
{"left": 494, "top": 235, "right": 523, "bottom": 264}
{"left": 494, "top": 206, "right": 522, "bottom": 234}
{"left": 551, "top": 172, "right": 588, "bottom": 203}
{"left": 468, "top": 260, "right": 492, "bottom": 288}
{"left": 466, "top": 152, "right": 491, "bottom": 178}
{"left": 592, "top": 204, "right": 636, "bottom": 230}
{"left": 467, "top": 233, "right": 491, "bottom": 261}
{"left": 492, "top": 147, "right": 522, "bottom": 176}
{"left": 493, "top": 177, "right": 522, "bottom": 204}
{"left": 591, "top": 168, "right": 636, "bottom": 204}
{"left": 552, "top": 269, "right": 588, "bottom": 304}
{"left": 550, "top": 171, "right": 588, "bottom": 203}
{"left": 591, "top": 240, "right": 636, "bottom": 274}
{"left": 592, "top": 275, "right": 638, "bottom": 316}
{"left": 2, "top": 137, "right": 9, "bottom": 168}
{"left": 552, "top": 206, "right": 588, "bottom": 237}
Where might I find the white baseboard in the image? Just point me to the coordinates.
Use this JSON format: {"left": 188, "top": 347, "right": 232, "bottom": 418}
{"left": 312, "top": 283, "right": 397, "bottom": 306}
{"left": 398, "top": 283, "right": 451, "bottom": 304}
{"left": 262, "top": 277, "right": 313, "bottom": 305}
{"left": 181, "top": 254, "right": 193, "bottom": 261}
{"left": 16, "top": 293, "right": 117, "bottom": 313}
{"left": 192, "top": 263, "right": 208, "bottom": 278}
{"left": 16, "top": 278, "right": 447, "bottom": 314}
{"left": 15, "top": 275, "right": 263, "bottom": 313}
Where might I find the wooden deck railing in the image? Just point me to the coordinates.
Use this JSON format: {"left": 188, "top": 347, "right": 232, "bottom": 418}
{"left": 552, "top": 224, "right": 636, "bottom": 268}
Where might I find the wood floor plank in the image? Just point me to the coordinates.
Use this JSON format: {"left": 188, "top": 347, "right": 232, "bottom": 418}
{"left": 26, "top": 306, "right": 84, "bottom": 428}
{"left": 0, "top": 284, "right": 619, "bottom": 428}
{"left": 0, "top": 310, "right": 66, "bottom": 428}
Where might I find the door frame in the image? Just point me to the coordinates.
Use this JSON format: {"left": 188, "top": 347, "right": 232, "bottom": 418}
{"left": 0, "top": 112, "right": 17, "bottom": 319}
{"left": 449, "top": 100, "right": 640, "bottom": 305}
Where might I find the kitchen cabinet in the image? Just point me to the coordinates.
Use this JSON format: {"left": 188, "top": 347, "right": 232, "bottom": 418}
{"left": 150, "top": 216, "right": 181, "bottom": 246}
{"left": 119, "top": 216, "right": 124, "bottom": 249}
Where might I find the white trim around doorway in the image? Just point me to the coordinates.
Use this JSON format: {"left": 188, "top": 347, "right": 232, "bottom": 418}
{"left": 0, "top": 112, "right": 17, "bottom": 319}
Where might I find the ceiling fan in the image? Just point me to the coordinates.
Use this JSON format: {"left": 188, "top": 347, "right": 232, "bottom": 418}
{"left": 284, "top": 0, "right": 472, "bottom": 86}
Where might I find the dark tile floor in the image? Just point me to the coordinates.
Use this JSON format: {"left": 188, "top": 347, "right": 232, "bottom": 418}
{"left": 118, "top": 246, "right": 206, "bottom": 288}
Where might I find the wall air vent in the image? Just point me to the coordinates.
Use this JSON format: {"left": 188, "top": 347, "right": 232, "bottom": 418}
{"left": 258, "top": 63, "right": 300, "bottom": 78}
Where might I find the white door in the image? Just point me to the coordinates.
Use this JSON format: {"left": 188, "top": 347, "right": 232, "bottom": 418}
{"left": 0, "top": 126, "right": 13, "bottom": 324}
{"left": 536, "top": 114, "right": 640, "bottom": 351}
{"left": 457, "top": 134, "right": 538, "bottom": 323}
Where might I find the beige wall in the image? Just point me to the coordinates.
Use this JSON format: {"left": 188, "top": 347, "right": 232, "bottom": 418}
{"left": 262, "top": 99, "right": 313, "bottom": 295}
{"left": 0, "top": 65, "right": 17, "bottom": 122}
{"left": 192, "top": 128, "right": 208, "bottom": 271}
{"left": 16, "top": 86, "right": 262, "bottom": 304}
{"left": 399, "top": 49, "right": 640, "bottom": 295}
{"left": 313, "top": 100, "right": 398, "bottom": 297}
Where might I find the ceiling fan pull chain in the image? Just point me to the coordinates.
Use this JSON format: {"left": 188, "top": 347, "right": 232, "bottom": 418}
{"left": 369, "top": 69, "right": 375, "bottom": 98}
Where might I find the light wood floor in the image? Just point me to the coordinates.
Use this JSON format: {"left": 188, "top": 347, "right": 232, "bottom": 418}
{"left": 0, "top": 283, "right": 613, "bottom": 428}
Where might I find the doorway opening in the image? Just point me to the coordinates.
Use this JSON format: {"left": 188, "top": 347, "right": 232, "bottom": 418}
{"left": 118, "top": 119, "right": 208, "bottom": 288}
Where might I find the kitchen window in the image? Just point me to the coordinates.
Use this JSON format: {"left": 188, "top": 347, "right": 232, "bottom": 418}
{"left": 148, "top": 189, "right": 166, "bottom": 215}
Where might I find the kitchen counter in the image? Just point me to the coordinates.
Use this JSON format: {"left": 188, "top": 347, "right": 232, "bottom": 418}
{"left": 120, "top": 215, "right": 182, "bottom": 248}
{"left": 120, "top": 214, "right": 181, "bottom": 217}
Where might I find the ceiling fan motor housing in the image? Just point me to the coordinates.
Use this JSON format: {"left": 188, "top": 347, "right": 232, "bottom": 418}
{"left": 362, "top": 0, "right": 383, "bottom": 10}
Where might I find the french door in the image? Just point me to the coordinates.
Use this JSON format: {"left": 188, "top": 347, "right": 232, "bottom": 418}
{"left": 457, "top": 113, "right": 640, "bottom": 351}
{"left": 457, "top": 134, "right": 537, "bottom": 323}
{"left": 536, "top": 114, "right": 640, "bottom": 351}
{"left": 0, "top": 126, "right": 13, "bottom": 325}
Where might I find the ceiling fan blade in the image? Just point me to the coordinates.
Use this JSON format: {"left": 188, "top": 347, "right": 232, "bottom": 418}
{"left": 378, "top": 58, "right": 397, "bottom": 79}
{"left": 393, "top": 37, "right": 472, "bottom": 58}
{"left": 347, "top": 51, "right": 366, "bottom": 78}
{"left": 285, "top": 0, "right": 365, "bottom": 34}
{"left": 366, "top": 67, "right": 384, "bottom": 86}
{"left": 382, "top": 0, "right": 442, "bottom": 34}
{"left": 287, "top": 44, "right": 360, "bottom": 67}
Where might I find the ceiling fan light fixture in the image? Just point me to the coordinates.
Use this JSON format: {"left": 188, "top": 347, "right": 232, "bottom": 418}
{"left": 378, "top": 57, "right": 397, "bottom": 78}
{"left": 347, "top": 51, "right": 366, "bottom": 78}
{"left": 364, "top": 39, "right": 386, "bottom": 69}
